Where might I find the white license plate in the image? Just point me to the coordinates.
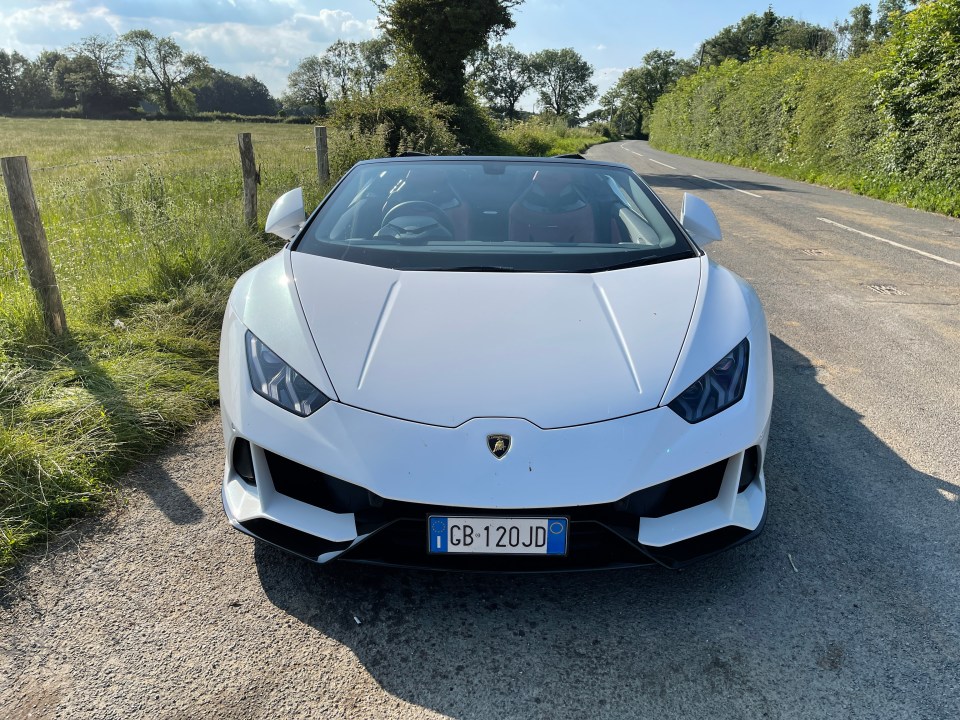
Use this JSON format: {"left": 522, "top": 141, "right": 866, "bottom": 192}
{"left": 428, "top": 516, "right": 568, "bottom": 555}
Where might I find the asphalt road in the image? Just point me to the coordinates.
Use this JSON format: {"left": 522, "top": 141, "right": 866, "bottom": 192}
{"left": 3, "top": 141, "right": 960, "bottom": 719}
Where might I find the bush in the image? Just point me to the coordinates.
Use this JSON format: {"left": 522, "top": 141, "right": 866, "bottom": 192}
{"left": 332, "top": 81, "right": 460, "bottom": 157}
{"left": 876, "top": 0, "right": 960, "bottom": 184}
{"left": 6, "top": 107, "right": 86, "bottom": 119}
{"left": 650, "top": 35, "right": 960, "bottom": 217}
{"left": 588, "top": 122, "right": 620, "bottom": 140}
{"left": 499, "top": 118, "right": 610, "bottom": 156}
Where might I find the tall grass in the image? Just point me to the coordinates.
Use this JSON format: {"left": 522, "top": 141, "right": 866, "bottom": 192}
{"left": 0, "top": 119, "right": 353, "bottom": 574}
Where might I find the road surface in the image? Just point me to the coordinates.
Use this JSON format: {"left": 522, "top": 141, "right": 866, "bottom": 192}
{"left": 2, "top": 140, "right": 959, "bottom": 719}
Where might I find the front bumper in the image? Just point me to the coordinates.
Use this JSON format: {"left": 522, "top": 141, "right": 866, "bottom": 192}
{"left": 220, "top": 309, "right": 772, "bottom": 571}
{"left": 228, "top": 473, "right": 766, "bottom": 572}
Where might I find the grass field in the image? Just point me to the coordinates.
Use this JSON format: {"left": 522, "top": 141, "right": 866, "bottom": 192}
{"left": 0, "top": 118, "right": 353, "bottom": 574}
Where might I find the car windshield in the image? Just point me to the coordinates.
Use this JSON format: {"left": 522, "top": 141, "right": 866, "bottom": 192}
{"left": 294, "top": 158, "right": 697, "bottom": 272}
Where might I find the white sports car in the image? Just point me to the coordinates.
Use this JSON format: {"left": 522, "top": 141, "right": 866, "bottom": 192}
{"left": 219, "top": 155, "right": 773, "bottom": 570}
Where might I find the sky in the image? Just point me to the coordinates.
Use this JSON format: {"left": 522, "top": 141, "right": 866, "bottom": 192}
{"left": 0, "top": 0, "right": 865, "bottom": 109}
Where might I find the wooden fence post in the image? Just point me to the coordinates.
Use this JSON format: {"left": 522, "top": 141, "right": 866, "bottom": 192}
{"left": 315, "top": 126, "right": 330, "bottom": 185}
{"left": 237, "top": 133, "right": 259, "bottom": 230}
{"left": 1, "top": 155, "right": 68, "bottom": 337}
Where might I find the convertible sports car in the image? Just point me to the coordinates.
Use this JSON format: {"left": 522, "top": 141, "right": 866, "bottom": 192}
{"left": 219, "top": 155, "right": 773, "bottom": 570}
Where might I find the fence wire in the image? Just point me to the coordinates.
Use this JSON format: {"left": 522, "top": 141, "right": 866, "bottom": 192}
{"left": 1, "top": 132, "right": 326, "bottom": 307}
{"left": 33, "top": 145, "right": 237, "bottom": 172}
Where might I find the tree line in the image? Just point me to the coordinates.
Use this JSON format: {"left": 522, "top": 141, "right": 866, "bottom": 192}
{"left": 0, "top": 30, "right": 278, "bottom": 117}
{"left": 283, "top": 39, "right": 599, "bottom": 122}
{"left": 600, "top": 1, "right": 914, "bottom": 138}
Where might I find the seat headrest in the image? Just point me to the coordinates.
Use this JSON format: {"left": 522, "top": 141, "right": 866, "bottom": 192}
{"left": 519, "top": 169, "right": 586, "bottom": 213}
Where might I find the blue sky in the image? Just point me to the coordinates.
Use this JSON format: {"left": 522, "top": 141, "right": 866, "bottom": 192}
{"left": 0, "top": 0, "right": 867, "bottom": 107}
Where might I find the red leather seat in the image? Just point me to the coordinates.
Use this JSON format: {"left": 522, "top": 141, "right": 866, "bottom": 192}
{"left": 508, "top": 169, "right": 595, "bottom": 244}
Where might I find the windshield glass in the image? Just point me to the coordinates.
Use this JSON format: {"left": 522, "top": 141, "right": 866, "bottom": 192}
{"left": 294, "top": 159, "right": 696, "bottom": 272}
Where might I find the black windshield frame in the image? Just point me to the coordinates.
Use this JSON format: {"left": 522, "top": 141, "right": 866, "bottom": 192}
{"left": 292, "top": 157, "right": 699, "bottom": 273}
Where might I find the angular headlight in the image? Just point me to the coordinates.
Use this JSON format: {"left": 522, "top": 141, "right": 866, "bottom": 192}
{"left": 668, "top": 338, "right": 749, "bottom": 423}
{"left": 245, "top": 331, "right": 329, "bottom": 417}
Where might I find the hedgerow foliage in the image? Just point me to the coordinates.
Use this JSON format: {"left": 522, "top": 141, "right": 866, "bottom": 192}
{"left": 650, "top": 0, "right": 960, "bottom": 216}
{"left": 876, "top": 0, "right": 960, "bottom": 184}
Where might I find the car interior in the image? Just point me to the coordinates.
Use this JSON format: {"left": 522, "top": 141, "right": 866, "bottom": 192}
{"left": 322, "top": 162, "right": 675, "bottom": 249}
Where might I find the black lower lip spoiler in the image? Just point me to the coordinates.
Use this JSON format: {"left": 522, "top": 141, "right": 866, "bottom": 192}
{"left": 234, "top": 506, "right": 767, "bottom": 573}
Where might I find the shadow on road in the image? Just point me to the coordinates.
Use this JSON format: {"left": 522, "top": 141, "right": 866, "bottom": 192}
{"left": 128, "top": 464, "right": 204, "bottom": 526}
{"left": 254, "top": 335, "right": 959, "bottom": 719}
{"left": 641, "top": 173, "right": 789, "bottom": 196}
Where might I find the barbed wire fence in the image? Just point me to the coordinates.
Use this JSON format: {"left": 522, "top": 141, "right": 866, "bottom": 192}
{"left": 0, "top": 128, "right": 330, "bottom": 335}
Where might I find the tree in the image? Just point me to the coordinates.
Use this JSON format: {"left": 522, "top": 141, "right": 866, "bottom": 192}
{"left": 874, "top": 0, "right": 908, "bottom": 40}
{"left": 285, "top": 55, "right": 333, "bottom": 115}
{"left": 835, "top": 4, "right": 874, "bottom": 58}
{"left": 324, "top": 40, "right": 361, "bottom": 100}
{"left": 377, "top": 0, "right": 521, "bottom": 106}
{"left": 0, "top": 50, "right": 29, "bottom": 113}
{"left": 59, "top": 34, "right": 132, "bottom": 113}
{"left": 472, "top": 43, "right": 531, "bottom": 119}
{"left": 776, "top": 19, "right": 837, "bottom": 56}
{"left": 123, "top": 29, "right": 210, "bottom": 112}
{"left": 194, "top": 71, "right": 277, "bottom": 115}
{"left": 18, "top": 51, "right": 69, "bottom": 109}
{"left": 702, "top": 9, "right": 780, "bottom": 64}
{"left": 355, "top": 37, "right": 393, "bottom": 95}
{"left": 70, "top": 35, "right": 126, "bottom": 98}
{"left": 528, "top": 47, "right": 596, "bottom": 119}
{"left": 600, "top": 50, "right": 691, "bottom": 137}
{"left": 700, "top": 8, "right": 835, "bottom": 64}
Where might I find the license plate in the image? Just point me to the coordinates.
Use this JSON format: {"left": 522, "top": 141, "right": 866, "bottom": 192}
{"left": 428, "top": 516, "right": 568, "bottom": 555}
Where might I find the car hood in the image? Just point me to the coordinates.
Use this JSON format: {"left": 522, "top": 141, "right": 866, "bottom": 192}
{"left": 291, "top": 253, "right": 702, "bottom": 429}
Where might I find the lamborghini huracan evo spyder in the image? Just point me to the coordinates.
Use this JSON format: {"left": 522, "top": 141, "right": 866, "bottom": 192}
{"left": 219, "top": 155, "right": 773, "bottom": 570}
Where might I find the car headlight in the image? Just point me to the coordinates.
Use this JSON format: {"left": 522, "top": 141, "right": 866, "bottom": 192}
{"left": 668, "top": 338, "right": 749, "bottom": 423}
{"left": 245, "top": 331, "right": 329, "bottom": 417}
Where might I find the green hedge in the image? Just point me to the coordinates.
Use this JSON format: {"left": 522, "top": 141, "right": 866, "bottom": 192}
{"left": 333, "top": 80, "right": 461, "bottom": 157}
{"left": 650, "top": 0, "right": 960, "bottom": 217}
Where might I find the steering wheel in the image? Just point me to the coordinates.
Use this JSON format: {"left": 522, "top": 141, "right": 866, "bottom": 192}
{"left": 378, "top": 201, "right": 455, "bottom": 240}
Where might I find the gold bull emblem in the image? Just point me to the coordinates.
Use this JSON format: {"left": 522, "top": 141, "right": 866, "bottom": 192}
{"left": 486, "top": 434, "right": 512, "bottom": 459}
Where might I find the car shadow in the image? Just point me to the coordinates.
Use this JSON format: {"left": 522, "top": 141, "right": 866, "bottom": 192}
{"left": 51, "top": 338, "right": 205, "bottom": 527}
{"left": 253, "top": 335, "right": 959, "bottom": 719}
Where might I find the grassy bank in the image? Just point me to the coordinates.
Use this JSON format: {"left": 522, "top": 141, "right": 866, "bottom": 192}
{"left": 0, "top": 119, "right": 346, "bottom": 573}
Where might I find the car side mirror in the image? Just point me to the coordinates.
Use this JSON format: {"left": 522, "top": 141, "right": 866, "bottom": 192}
{"left": 680, "top": 193, "right": 722, "bottom": 247}
{"left": 265, "top": 187, "right": 306, "bottom": 241}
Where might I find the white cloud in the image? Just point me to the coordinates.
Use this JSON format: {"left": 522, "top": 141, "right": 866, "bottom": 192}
{"left": 177, "top": 10, "right": 377, "bottom": 94}
{"left": 0, "top": 1, "right": 111, "bottom": 49}
{"left": 0, "top": 0, "right": 379, "bottom": 96}
{"left": 595, "top": 44, "right": 606, "bottom": 51}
